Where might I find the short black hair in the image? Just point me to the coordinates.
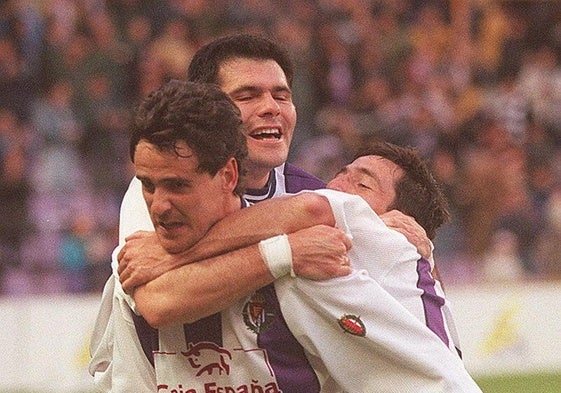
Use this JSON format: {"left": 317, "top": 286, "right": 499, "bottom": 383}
{"left": 355, "top": 142, "right": 451, "bottom": 239}
{"left": 187, "top": 33, "right": 294, "bottom": 87}
{"left": 130, "top": 80, "right": 247, "bottom": 196}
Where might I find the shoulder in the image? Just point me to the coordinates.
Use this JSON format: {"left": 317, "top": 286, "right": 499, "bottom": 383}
{"left": 283, "top": 163, "right": 326, "bottom": 193}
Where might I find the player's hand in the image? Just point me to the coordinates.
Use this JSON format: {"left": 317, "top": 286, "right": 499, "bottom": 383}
{"left": 380, "top": 210, "right": 432, "bottom": 258}
{"left": 117, "top": 231, "right": 183, "bottom": 294}
{"left": 288, "top": 225, "right": 352, "bottom": 280}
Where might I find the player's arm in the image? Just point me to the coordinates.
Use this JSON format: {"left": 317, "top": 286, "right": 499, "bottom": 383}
{"left": 195, "top": 194, "right": 432, "bottom": 260}
{"left": 281, "top": 273, "right": 481, "bottom": 392}
{"left": 133, "top": 224, "right": 351, "bottom": 327}
{"left": 379, "top": 209, "right": 432, "bottom": 259}
{"left": 118, "top": 192, "right": 335, "bottom": 292}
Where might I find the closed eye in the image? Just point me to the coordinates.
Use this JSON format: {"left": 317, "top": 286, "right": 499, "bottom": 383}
{"left": 138, "top": 178, "right": 154, "bottom": 194}
{"left": 236, "top": 94, "right": 256, "bottom": 102}
{"left": 273, "top": 90, "right": 292, "bottom": 102}
{"left": 165, "top": 179, "right": 190, "bottom": 192}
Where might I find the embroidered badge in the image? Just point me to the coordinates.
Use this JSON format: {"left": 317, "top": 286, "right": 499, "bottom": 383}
{"left": 338, "top": 314, "right": 366, "bottom": 337}
{"left": 243, "top": 292, "right": 274, "bottom": 334}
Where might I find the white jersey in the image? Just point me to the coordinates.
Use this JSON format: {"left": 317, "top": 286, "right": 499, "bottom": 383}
{"left": 89, "top": 273, "right": 156, "bottom": 392}
{"left": 308, "top": 189, "right": 461, "bottom": 354}
{"left": 90, "top": 172, "right": 481, "bottom": 392}
{"left": 91, "top": 260, "right": 480, "bottom": 392}
{"left": 90, "top": 165, "right": 326, "bottom": 392}
{"left": 273, "top": 189, "right": 479, "bottom": 391}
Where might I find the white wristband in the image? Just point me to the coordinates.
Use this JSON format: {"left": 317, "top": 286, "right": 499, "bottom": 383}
{"left": 258, "top": 234, "right": 295, "bottom": 278}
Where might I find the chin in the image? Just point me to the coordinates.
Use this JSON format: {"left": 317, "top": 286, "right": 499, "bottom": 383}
{"left": 158, "top": 237, "right": 187, "bottom": 254}
{"left": 251, "top": 146, "right": 288, "bottom": 162}
{"left": 262, "top": 153, "right": 288, "bottom": 168}
{"left": 161, "top": 243, "right": 182, "bottom": 254}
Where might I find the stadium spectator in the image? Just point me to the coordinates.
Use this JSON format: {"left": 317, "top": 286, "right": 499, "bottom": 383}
{"left": 1, "top": 0, "right": 561, "bottom": 293}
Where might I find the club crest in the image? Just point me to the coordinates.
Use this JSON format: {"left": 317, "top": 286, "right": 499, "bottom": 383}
{"left": 242, "top": 292, "right": 274, "bottom": 334}
{"left": 338, "top": 314, "right": 366, "bottom": 337}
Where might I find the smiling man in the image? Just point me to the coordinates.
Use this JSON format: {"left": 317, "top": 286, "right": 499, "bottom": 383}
{"left": 115, "top": 34, "right": 433, "bottom": 318}
{"left": 121, "top": 142, "right": 466, "bottom": 359}
{"left": 216, "top": 56, "right": 296, "bottom": 189}
{"left": 90, "top": 79, "right": 481, "bottom": 392}
{"left": 89, "top": 79, "right": 353, "bottom": 392}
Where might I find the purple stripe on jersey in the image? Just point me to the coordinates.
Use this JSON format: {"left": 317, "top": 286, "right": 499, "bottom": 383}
{"left": 132, "top": 313, "right": 159, "bottom": 367}
{"left": 284, "top": 163, "right": 326, "bottom": 193}
{"left": 132, "top": 311, "right": 223, "bottom": 367}
{"left": 257, "top": 284, "right": 321, "bottom": 392}
{"left": 416, "top": 257, "right": 449, "bottom": 347}
{"left": 183, "top": 313, "right": 223, "bottom": 346}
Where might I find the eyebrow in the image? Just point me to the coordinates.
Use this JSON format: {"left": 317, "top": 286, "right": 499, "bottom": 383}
{"left": 229, "top": 84, "right": 292, "bottom": 96}
{"left": 136, "top": 175, "right": 191, "bottom": 186}
{"left": 335, "top": 164, "right": 377, "bottom": 179}
{"left": 360, "top": 166, "right": 384, "bottom": 189}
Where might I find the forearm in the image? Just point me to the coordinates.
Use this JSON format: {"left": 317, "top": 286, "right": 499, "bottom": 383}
{"left": 133, "top": 223, "right": 352, "bottom": 328}
{"left": 280, "top": 273, "right": 480, "bottom": 392}
{"left": 184, "top": 192, "right": 335, "bottom": 262}
{"left": 134, "top": 244, "right": 273, "bottom": 327}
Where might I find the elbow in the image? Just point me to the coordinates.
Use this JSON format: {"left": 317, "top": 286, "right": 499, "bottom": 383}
{"left": 135, "top": 291, "right": 202, "bottom": 328}
{"left": 140, "top": 307, "right": 172, "bottom": 329}
{"left": 298, "top": 193, "right": 335, "bottom": 226}
{"left": 135, "top": 295, "right": 174, "bottom": 328}
{"left": 142, "top": 315, "right": 163, "bottom": 329}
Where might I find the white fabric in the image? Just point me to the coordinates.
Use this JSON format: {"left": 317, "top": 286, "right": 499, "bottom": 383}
{"left": 258, "top": 234, "right": 293, "bottom": 278}
{"left": 118, "top": 177, "right": 153, "bottom": 243}
{"left": 89, "top": 178, "right": 154, "bottom": 391}
{"left": 277, "top": 272, "right": 479, "bottom": 392}
{"left": 89, "top": 178, "right": 481, "bottom": 392}
{"left": 273, "top": 189, "right": 481, "bottom": 391}
{"left": 153, "top": 301, "right": 284, "bottom": 392}
{"left": 310, "top": 188, "right": 460, "bottom": 353}
{"left": 89, "top": 275, "right": 156, "bottom": 392}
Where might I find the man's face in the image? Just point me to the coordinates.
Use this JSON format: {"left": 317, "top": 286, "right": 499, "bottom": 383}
{"left": 217, "top": 58, "right": 296, "bottom": 186}
{"left": 327, "top": 155, "right": 403, "bottom": 215}
{"left": 134, "top": 140, "right": 234, "bottom": 253}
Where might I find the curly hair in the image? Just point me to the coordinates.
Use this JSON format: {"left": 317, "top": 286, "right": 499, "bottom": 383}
{"left": 130, "top": 80, "right": 247, "bottom": 196}
{"left": 187, "top": 33, "right": 294, "bottom": 87}
{"left": 355, "top": 142, "right": 451, "bottom": 240}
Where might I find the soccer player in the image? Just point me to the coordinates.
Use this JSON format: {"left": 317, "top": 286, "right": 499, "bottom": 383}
{"left": 89, "top": 79, "right": 350, "bottom": 391}
{"left": 121, "top": 142, "right": 460, "bottom": 353}
{"left": 91, "top": 79, "right": 481, "bottom": 392}
{"left": 114, "top": 34, "right": 432, "bottom": 310}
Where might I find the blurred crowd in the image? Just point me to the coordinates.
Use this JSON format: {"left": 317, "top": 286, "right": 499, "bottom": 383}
{"left": 1, "top": 0, "right": 560, "bottom": 295}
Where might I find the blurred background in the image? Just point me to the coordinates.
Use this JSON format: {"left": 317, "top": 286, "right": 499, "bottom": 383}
{"left": 0, "top": 0, "right": 560, "bottom": 391}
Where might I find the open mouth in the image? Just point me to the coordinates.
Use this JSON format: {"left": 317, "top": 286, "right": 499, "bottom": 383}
{"left": 251, "top": 128, "right": 282, "bottom": 140}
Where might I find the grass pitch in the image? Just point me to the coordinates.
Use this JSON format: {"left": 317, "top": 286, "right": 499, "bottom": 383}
{"left": 475, "top": 372, "right": 561, "bottom": 392}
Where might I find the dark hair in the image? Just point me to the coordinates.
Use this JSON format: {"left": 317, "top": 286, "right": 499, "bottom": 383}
{"left": 355, "top": 142, "right": 450, "bottom": 239}
{"left": 130, "top": 80, "right": 247, "bottom": 196}
{"left": 187, "top": 34, "right": 294, "bottom": 87}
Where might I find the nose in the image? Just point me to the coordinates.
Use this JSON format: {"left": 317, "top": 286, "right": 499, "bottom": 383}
{"left": 149, "top": 188, "right": 172, "bottom": 217}
{"left": 258, "top": 92, "right": 281, "bottom": 117}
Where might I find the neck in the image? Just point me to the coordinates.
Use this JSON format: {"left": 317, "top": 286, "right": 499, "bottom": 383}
{"left": 225, "top": 194, "right": 244, "bottom": 215}
{"left": 245, "top": 164, "right": 276, "bottom": 189}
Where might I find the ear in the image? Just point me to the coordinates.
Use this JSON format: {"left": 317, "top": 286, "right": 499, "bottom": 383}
{"left": 218, "top": 157, "right": 239, "bottom": 194}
